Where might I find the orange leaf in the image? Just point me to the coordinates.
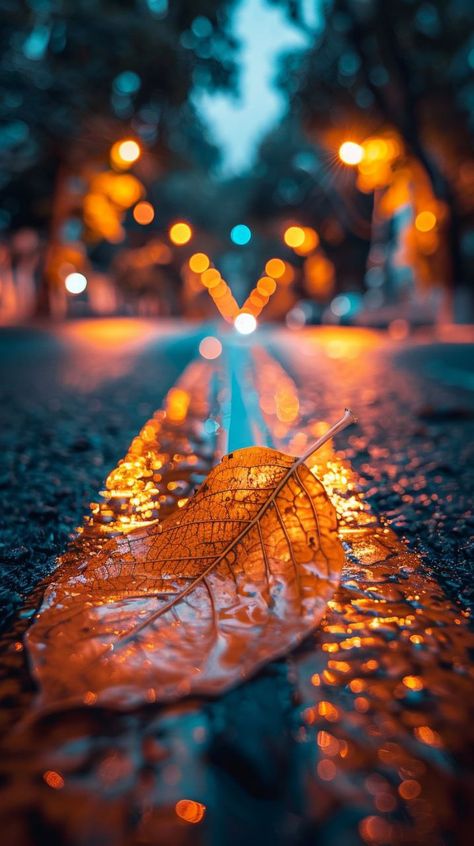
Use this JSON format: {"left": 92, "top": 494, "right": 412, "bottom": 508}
{"left": 26, "top": 412, "right": 355, "bottom": 710}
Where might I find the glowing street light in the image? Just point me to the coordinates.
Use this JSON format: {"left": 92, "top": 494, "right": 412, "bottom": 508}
{"left": 339, "top": 141, "right": 364, "bottom": 166}
{"left": 64, "top": 272, "right": 87, "bottom": 294}
{"left": 234, "top": 313, "right": 257, "bottom": 335}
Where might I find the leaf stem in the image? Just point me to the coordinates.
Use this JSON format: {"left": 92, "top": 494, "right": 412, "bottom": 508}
{"left": 298, "top": 408, "right": 357, "bottom": 468}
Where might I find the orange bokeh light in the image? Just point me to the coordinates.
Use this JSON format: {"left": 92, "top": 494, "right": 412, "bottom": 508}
{"left": 415, "top": 210, "right": 437, "bottom": 232}
{"left": 265, "top": 257, "right": 286, "bottom": 279}
{"left": 133, "top": 201, "right": 154, "bottom": 225}
{"left": 201, "top": 268, "right": 221, "bottom": 288}
{"left": 175, "top": 800, "right": 206, "bottom": 824}
{"left": 95, "top": 173, "right": 143, "bottom": 208}
{"left": 257, "top": 276, "right": 277, "bottom": 296}
{"left": 210, "top": 280, "right": 228, "bottom": 299}
{"left": 169, "top": 221, "right": 192, "bottom": 245}
{"left": 166, "top": 388, "right": 190, "bottom": 423}
{"left": 189, "top": 252, "right": 210, "bottom": 273}
{"left": 294, "top": 227, "right": 319, "bottom": 255}
{"left": 43, "top": 770, "right": 65, "bottom": 790}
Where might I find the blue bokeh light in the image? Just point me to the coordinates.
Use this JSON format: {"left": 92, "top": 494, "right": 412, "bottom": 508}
{"left": 230, "top": 224, "right": 252, "bottom": 245}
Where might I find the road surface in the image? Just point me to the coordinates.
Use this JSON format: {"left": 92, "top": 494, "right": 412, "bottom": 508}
{"left": 0, "top": 319, "right": 473, "bottom": 846}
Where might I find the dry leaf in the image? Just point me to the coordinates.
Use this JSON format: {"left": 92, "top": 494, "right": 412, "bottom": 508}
{"left": 26, "top": 411, "right": 355, "bottom": 710}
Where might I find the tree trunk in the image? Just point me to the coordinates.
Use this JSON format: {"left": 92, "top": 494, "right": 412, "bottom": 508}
{"left": 35, "top": 158, "right": 67, "bottom": 318}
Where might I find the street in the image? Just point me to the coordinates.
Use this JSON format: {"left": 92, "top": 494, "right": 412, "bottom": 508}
{"left": 0, "top": 320, "right": 473, "bottom": 845}
{"left": 1, "top": 320, "right": 472, "bottom": 626}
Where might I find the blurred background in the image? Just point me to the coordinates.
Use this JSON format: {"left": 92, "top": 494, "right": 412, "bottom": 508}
{"left": 1, "top": 0, "right": 473, "bottom": 330}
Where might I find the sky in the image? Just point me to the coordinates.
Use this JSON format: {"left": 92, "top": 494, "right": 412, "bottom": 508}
{"left": 197, "top": 0, "right": 320, "bottom": 175}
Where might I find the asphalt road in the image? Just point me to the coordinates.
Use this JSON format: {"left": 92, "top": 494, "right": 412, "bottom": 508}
{"left": 1, "top": 319, "right": 472, "bottom": 630}
{"left": 0, "top": 319, "right": 473, "bottom": 846}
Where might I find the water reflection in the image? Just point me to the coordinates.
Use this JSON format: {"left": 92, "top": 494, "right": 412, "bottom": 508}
{"left": 252, "top": 341, "right": 474, "bottom": 846}
{"left": 82, "top": 359, "right": 223, "bottom": 540}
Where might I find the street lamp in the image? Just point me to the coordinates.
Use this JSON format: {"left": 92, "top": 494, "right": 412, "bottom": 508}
{"left": 339, "top": 141, "right": 363, "bottom": 166}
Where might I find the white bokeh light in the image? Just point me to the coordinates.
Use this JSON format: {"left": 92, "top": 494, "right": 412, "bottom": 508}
{"left": 64, "top": 272, "right": 88, "bottom": 294}
{"left": 234, "top": 313, "right": 257, "bottom": 335}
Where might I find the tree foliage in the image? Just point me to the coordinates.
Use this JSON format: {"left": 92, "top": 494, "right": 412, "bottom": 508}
{"left": 274, "top": 0, "right": 474, "bottom": 291}
{"left": 0, "top": 0, "right": 239, "bottom": 229}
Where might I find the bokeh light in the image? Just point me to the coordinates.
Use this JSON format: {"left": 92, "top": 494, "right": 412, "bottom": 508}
{"left": 339, "top": 141, "right": 363, "bottom": 166}
{"left": 169, "top": 221, "right": 192, "bottom": 245}
{"left": 230, "top": 224, "right": 252, "bottom": 245}
{"left": 166, "top": 387, "right": 190, "bottom": 423}
{"left": 234, "top": 313, "right": 257, "bottom": 334}
{"left": 110, "top": 139, "right": 141, "bottom": 169}
{"left": 265, "top": 257, "right": 286, "bottom": 278}
{"left": 189, "top": 252, "right": 210, "bottom": 273}
{"left": 330, "top": 294, "right": 351, "bottom": 317}
{"left": 294, "top": 227, "right": 319, "bottom": 255}
{"left": 415, "top": 211, "right": 437, "bottom": 232}
{"left": 284, "top": 226, "right": 305, "bottom": 248}
{"left": 199, "top": 336, "right": 222, "bottom": 360}
{"left": 257, "top": 276, "right": 277, "bottom": 296}
{"left": 175, "top": 800, "right": 206, "bottom": 824}
{"left": 305, "top": 253, "right": 335, "bottom": 299}
{"left": 64, "top": 272, "right": 87, "bottom": 294}
{"left": 43, "top": 770, "right": 65, "bottom": 790}
{"left": 133, "top": 201, "right": 154, "bottom": 225}
{"left": 201, "top": 268, "right": 221, "bottom": 288}
{"left": 105, "top": 174, "right": 143, "bottom": 208}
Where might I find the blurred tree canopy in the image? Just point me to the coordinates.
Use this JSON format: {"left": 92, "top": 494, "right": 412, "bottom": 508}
{"left": 0, "top": 0, "right": 239, "bottom": 230}
{"left": 1, "top": 0, "right": 473, "bottom": 322}
{"left": 248, "top": 114, "right": 373, "bottom": 295}
{"left": 274, "top": 0, "right": 474, "bottom": 298}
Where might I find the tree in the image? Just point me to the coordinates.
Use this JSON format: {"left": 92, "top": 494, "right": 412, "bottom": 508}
{"left": 0, "top": 0, "right": 239, "bottom": 311}
{"left": 274, "top": 0, "right": 474, "bottom": 315}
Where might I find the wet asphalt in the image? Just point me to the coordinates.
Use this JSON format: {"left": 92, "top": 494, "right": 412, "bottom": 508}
{"left": 0, "top": 320, "right": 473, "bottom": 633}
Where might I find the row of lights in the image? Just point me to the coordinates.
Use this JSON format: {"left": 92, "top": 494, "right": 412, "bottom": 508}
{"left": 187, "top": 250, "right": 300, "bottom": 334}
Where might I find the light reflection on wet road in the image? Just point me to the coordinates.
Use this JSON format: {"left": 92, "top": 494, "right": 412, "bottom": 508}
{"left": 0, "top": 319, "right": 473, "bottom": 846}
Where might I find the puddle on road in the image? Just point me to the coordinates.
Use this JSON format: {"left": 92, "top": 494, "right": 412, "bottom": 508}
{"left": 0, "top": 347, "right": 473, "bottom": 846}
